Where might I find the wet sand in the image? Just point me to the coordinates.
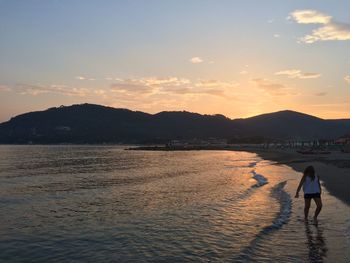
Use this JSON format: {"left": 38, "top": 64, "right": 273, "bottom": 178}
{"left": 250, "top": 148, "right": 350, "bottom": 206}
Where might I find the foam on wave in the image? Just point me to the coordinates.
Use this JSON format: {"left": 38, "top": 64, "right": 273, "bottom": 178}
{"left": 248, "top": 161, "right": 258, "bottom": 168}
{"left": 251, "top": 170, "right": 268, "bottom": 187}
{"left": 234, "top": 180, "right": 292, "bottom": 261}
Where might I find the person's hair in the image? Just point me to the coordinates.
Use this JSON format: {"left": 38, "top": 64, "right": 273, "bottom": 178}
{"left": 304, "top": 165, "right": 315, "bottom": 181}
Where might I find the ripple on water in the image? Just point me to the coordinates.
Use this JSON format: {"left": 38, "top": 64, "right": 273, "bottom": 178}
{"left": 234, "top": 180, "right": 292, "bottom": 262}
{"left": 0, "top": 146, "right": 349, "bottom": 262}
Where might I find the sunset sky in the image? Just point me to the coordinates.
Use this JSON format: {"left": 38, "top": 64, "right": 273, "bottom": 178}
{"left": 1, "top": 0, "right": 350, "bottom": 122}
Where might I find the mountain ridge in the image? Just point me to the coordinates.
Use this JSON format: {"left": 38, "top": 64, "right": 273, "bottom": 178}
{"left": 0, "top": 103, "right": 349, "bottom": 144}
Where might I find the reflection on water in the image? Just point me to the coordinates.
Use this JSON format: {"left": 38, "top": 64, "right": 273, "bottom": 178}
{"left": 0, "top": 145, "right": 349, "bottom": 262}
{"left": 305, "top": 223, "right": 327, "bottom": 263}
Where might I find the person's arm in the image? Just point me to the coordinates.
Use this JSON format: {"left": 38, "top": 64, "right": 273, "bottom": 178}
{"left": 318, "top": 175, "right": 322, "bottom": 194}
{"left": 295, "top": 175, "right": 306, "bottom": 198}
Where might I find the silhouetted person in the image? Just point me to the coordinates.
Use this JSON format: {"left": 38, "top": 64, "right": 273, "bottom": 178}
{"left": 295, "top": 166, "right": 322, "bottom": 225}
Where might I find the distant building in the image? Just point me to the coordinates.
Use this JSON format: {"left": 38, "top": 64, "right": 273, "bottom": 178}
{"left": 166, "top": 138, "right": 227, "bottom": 148}
{"left": 335, "top": 135, "right": 350, "bottom": 153}
{"left": 167, "top": 140, "right": 187, "bottom": 147}
{"left": 335, "top": 136, "right": 350, "bottom": 144}
{"left": 206, "top": 138, "right": 228, "bottom": 147}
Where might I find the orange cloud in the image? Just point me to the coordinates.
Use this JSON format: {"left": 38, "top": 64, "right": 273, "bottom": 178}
{"left": 275, "top": 69, "right": 321, "bottom": 79}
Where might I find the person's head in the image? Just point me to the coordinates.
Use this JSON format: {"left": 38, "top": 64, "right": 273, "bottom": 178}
{"left": 304, "top": 165, "right": 315, "bottom": 180}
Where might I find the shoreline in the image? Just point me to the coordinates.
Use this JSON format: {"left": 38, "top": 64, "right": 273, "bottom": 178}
{"left": 248, "top": 148, "right": 350, "bottom": 206}
{"left": 128, "top": 145, "right": 350, "bottom": 206}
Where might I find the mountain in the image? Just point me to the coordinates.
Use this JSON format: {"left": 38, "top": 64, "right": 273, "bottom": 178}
{"left": 232, "top": 110, "right": 350, "bottom": 140}
{"left": 0, "top": 104, "right": 349, "bottom": 144}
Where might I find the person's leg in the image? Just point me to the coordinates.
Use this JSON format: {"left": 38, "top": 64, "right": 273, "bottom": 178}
{"left": 313, "top": 197, "right": 322, "bottom": 220}
{"left": 304, "top": 198, "right": 311, "bottom": 220}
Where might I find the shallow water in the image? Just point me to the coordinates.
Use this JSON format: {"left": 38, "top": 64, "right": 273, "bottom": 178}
{"left": 0, "top": 145, "right": 349, "bottom": 262}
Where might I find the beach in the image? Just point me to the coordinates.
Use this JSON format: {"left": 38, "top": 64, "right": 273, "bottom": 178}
{"left": 250, "top": 148, "right": 350, "bottom": 206}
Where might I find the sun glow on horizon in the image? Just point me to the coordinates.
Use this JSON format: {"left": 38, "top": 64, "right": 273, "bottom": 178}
{"left": 0, "top": 1, "right": 349, "bottom": 122}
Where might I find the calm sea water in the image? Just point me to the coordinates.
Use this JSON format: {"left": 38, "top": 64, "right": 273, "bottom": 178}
{"left": 0, "top": 145, "right": 349, "bottom": 262}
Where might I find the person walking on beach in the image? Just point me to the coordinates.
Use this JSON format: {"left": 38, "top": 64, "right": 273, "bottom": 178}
{"left": 295, "top": 166, "right": 322, "bottom": 224}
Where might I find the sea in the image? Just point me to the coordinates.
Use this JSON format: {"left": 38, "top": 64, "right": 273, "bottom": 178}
{"left": 0, "top": 145, "right": 349, "bottom": 262}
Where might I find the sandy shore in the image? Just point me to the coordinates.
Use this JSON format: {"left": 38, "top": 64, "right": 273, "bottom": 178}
{"left": 247, "top": 148, "right": 350, "bottom": 206}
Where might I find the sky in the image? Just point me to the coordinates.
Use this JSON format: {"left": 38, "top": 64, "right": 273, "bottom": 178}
{"left": 0, "top": 0, "right": 350, "bottom": 122}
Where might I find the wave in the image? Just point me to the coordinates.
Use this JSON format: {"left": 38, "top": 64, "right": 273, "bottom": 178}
{"left": 269, "top": 181, "right": 292, "bottom": 228}
{"left": 251, "top": 170, "right": 268, "bottom": 188}
{"left": 234, "top": 180, "right": 292, "bottom": 262}
{"left": 248, "top": 161, "right": 258, "bottom": 168}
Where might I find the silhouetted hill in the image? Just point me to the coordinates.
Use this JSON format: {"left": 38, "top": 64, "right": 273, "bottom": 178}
{"left": 0, "top": 104, "right": 349, "bottom": 144}
{"left": 0, "top": 104, "right": 236, "bottom": 143}
{"left": 231, "top": 110, "right": 348, "bottom": 139}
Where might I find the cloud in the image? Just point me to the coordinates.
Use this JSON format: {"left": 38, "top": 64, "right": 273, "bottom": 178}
{"left": 141, "top": 77, "right": 190, "bottom": 86}
{"left": 15, "top": 84, "right": 91, "bottom": 97}
{"left": 9, "top": 76, "right": 238, "bottom": 101}
{"left": 110, "top": 77, "right": 192, "bottom": 95}
{"left": 75, "top": 76, "right": 96, "bottom": 81}
{"left": 239, "top": 70, "right": 248, "bottom": 75}
{"left": 160, "top": 85, "right": 227, "bottom": 97}
{"left": 93, "top": 89, "right": 107, "bottom": 95}
{"left": 110, "top": 82, "right": 152, "bottom": 94}
{"left": 275, "top": 69, "right": 321, "bottom": 79}
{"left": 197, "top": 88, "right": 227, "bottom": 97}
{"left": 300, "top": 72, "right": 322, "bottom": 79}
{"left": 289, "top": 10, "right": 350, "bottom": 43}
{"left": 110, "top": 77, "right": 237, "bottom": 98}
{"left": 345, "top": 75, "right": 350, "bottom": 84}
{"left": 289, "top": 10, "right": 331, "bottom": 24}
{"left": 273, "top": 34, "right": 280, "bottom": 38}
{"left": 0, "top": 85, "right": 10, "bottom": 92}
{"left": 314, "top": 92, "right": 327, "bottom": 96}
{"left": 301, "top": 22, "right": 350, "bottom": 43}
{"left": 195, "top": 79, "right": 239, "bottom": 89}
{"left": 251, "top": 78, "right": 287, "bottom": 96}
{"left": 189, "top": 57, "right": 203, "bottom": 64}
